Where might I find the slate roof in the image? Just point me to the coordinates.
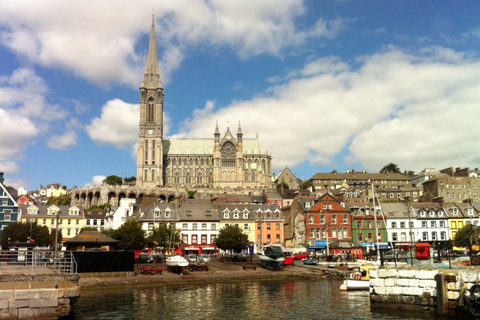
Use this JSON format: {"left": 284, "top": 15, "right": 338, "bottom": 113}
{"left": 64, "top": 231, "right": 117, "bottom": 244}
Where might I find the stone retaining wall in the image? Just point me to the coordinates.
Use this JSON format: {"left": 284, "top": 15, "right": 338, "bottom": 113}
{"left": 0, "top": 274, "right": 80, "bottom": 319}
{"left": 369, "top": 268, "right": 480, "bottom": 317}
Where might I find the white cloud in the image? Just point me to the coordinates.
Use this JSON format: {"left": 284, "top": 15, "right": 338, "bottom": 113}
{"left": 0, "top": 1, "right": 345, "bottom": 87}
{"left": 83, "top": 175, "right": 106, "bottom": 187}
{"left": 0, "top": 161, "right": 20, "bottom": 175}
{"left": 86, "top": 99, "right": 139, "bottom": 148}
{"left": 46, "top": 131, "right": 78, "bottom": 150}
{"left": 177, "top": 47, "right": 480, "bottom": 174}
{"left": 0, "top": 108, "right": 39, "bottom": 161}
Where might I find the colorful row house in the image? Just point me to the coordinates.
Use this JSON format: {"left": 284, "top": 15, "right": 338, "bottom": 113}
{"left": 0, "top": 172, "right": 18, "bottom": 235}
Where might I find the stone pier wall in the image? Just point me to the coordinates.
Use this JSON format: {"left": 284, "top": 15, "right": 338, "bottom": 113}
{"left": 369, "top": 268, "right": 480, "bottom": 317}
{"left": 0, "top": 274, "right": 80, "bottom": 319}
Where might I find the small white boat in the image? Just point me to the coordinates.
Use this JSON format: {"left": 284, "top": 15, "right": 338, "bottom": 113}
{"left": 166, "top": 255, "right": 189, "bottom": 267}
{"left": 340, "top": 266, "right": 374, "bottom": 291}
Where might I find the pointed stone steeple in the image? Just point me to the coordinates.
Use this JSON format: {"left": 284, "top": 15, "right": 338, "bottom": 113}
{"left": 141, "top": 15, "right": 163, "bottom": 90}
{"left": 214, "top": 120, "right": 220, "bottom": 142}
{"left": 237, "top": 121, "right": 243, "bottom": 142}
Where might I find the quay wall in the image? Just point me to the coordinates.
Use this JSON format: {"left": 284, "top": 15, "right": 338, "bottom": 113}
{"left": 0, "top": 274, "right": 80, "bottom": 320}
{"left": 369, "top": 267, "right": 480, "bottom": 317}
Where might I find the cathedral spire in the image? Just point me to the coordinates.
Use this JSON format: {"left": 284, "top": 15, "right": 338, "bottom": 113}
{"left": 237, "top": 121, "right": 243, "bottom": 142}
{"left": 141, "top": 15, "right": 162, "bottom": 89}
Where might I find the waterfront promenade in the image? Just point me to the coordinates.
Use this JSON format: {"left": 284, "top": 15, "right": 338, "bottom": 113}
{"left": 78, "top": 258, "right": 343, "bottom": 288}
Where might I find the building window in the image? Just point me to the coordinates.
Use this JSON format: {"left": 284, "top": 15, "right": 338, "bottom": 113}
{"left": 267, "top": 223, "right": 271, "bottom": 230}
{"left": 276, "top": 234, "right": 280, "bottom": 243}
{"left": 182, "top": 223, "right": 188, "bottom": 230}
{"left": 392, "top": 233, "right": 397, "bottom": 241}
{"left": 320, "top": 215, "right": 325, "bottom": 224}
{"left": 400, "top": 222, "right": 405, "bottom": 228}
{"left": 202, "top": 223, "right": 207, "bottom": 230}
{"left": 357, "top": 221, "right": 362, "bottom": 228}
{"left": 422, "top": 232, "right": 428, "bottom": 241}
{"left": 267, "top": 234, "right": 271, "bottom": 243}
{"left": 244, "top": 223, "right": 249, "bottom": 230}
{"left": 308, "top": 215, "right": 314, "bottom": 224}
{"left": 192, "top": 223, "right": 198, "bottom": 230}
{"left": 183, "top": 235, "right": 188, "bottom": 243}
{"left": 358, "top": 233, "right": 364, "bottom": 242}
{"left": 430, "top": 221, "right": 436, "bottom": 228}
{"left": 332, "top": 215, "right": 337, "bottom": 224}
{"left": 211, "top": 223, "right": 216, "bottom": 230}
{"left": 201, "top": 235, "right": 207, "bottom": 244}
{"left": 439, "top": 221, "right": 445, "bottom": 228}
{"left": 422, "top": 221, "right": 427, "bottom": 228}
{"left": 276, "top": 223, "right": 280, "bottom": 230}
{"left": 367, "top": 221, "right": 372, "bottom": 229}
{"left": 367, "top": 232, "right": 373, "bottom": 242}
{"left": 343, "top": 215, "right": 348, "bottom": 224}
{"left": 310, "top": 229, "right": 315, "bottom": 238}
{"left": 391, "top": 222, "right": 397, "bottom": 228}
{"left": 432, "top": 232, "right": 437, "bottom": 241}
{"left": 440, "top": 232, "right": 446, "bottom": 240}
{"left": 192, "top": 235, "right": 198, "bottom": 244}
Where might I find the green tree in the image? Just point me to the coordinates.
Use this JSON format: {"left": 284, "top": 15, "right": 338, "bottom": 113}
{"left": 124, "top": 176, "right": 137, "bottom": 183}
{"left": 280, "top": 182, "right": 289, "bottom": 189}
{"left": 214, "top": 225, "right": 249, "bottom": 253}
{"left": 380, "top": 163, "right": 401, "bottom": 174}
{"left": 0, "top": 221, "right": 52, "bottom": 248}
{"left": 301, "top": 180, "right": 313, "bottom": 190}
{"left": 186, "top": 188, "right": 197, "bottom": 198}
{"left": 110, "top": 218, "right": 146, "bottom": 250}
{"left": 147, "top": 223, "right": 182, "bottom": 253}
{"left": 453, "top": 224, "right": 480, "bottom": 247}
{"left": 103, "top": 175, "right": 123, "bottom": 185}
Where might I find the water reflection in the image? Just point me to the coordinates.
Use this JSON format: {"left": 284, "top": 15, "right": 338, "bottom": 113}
{"left": 74, "top": 279, "right": 436, "bottom": 320}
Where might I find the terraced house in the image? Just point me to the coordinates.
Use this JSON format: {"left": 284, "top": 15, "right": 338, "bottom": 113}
{"left": 0, "top": 172, "right": 18, "bottom": 235}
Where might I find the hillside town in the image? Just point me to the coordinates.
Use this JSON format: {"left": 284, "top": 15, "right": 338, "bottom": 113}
{"left": 1, "top": 165, "right": 480, "bottom": 258}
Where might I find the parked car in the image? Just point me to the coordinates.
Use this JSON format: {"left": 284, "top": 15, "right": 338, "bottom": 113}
{"left": 232, "top": 253, "right": 249, "bottom": 262}
{"left": 136, "top": 253, "right": 153, "bottom": 263}
{"left": 187, "top": 254, "right": 198, "bottom": 263}
{"left": 151, "top": 254, "right": 164, "bottom": 263}
{"left": 292, "top": 252, "right": 309, "bottom": 260}
{"left": 197, "top": 254, "right": 211, "bottom": 263}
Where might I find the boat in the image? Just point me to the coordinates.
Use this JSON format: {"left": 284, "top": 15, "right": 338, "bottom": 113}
{"left": 166, "top": 255, "right": 189, "bottom": 267}
{"left": 339, "top": 266, "right": 374, "bottom": 291}
{"left": 258, "top": 246, "right": 286, "bottom": 268}
{"left": 302, "top": 259, "right": 319, "bottom": 265}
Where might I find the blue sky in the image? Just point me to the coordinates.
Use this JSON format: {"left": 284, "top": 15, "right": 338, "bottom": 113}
{"left": 1, "top": 0, "right": 480, "bottom": 190}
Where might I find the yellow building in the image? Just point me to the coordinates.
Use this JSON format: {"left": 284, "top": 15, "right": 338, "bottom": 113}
{"left": 19, "top": 204, "right": 85, "bottom": 242}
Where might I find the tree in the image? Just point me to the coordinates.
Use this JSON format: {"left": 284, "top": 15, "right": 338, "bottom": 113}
{"left": 124, "top": 176, "right": 137, "bottom": 183}
{"left": 380, "top": 163, "right": 401, "bottom": 174}
{"left": 147, "top": 223, "right": 182, "bottom": 253}
{"left": 280, "top": 182, "right": 289, "bottom": 189}
{"left": 110, "top": 218, "right": 146, "bottom": 250}
{"left": 103, "top": 175, "right": 123, "bottom": 185}
{"left": 453, "top": 224, "right": 480, "bottom": 247}
{"left": 0, "top": 221, "right": 52, "bottom": 248}
{"left": 214, "top": 225, "right": 249, "bottom": 253}
{"left": 301, "top": 180, "right": 313, "bottom": 190}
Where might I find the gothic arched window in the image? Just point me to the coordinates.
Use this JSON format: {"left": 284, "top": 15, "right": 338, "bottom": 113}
{"left": 147, "top": 98, "right": 155, "bottom": 122}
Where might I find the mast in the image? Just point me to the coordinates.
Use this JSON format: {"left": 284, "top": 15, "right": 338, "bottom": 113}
{"left": 372, "top": 183, "right": 379, "bottom": 261}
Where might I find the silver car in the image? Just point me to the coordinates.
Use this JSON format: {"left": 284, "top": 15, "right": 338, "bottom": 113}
{"left": 197, "top": 254, "right": 211, "bottom": 263}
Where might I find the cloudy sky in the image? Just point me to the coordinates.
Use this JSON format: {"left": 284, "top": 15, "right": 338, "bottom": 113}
{"left": 1, "top": 0, "right": 480, "bottom": 190}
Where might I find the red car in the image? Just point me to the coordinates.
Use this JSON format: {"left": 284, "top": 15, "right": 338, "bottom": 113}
{"left": 292, "top": 252, "right": 308, "bottom": 260}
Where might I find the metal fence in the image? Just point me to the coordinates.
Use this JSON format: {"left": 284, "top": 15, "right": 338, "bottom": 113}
{"left": 0, "top": 250, "right": 77, "bottom": 275}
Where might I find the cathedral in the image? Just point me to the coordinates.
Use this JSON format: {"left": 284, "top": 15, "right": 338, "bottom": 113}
{"left": 136, "top": 16, "right": 273, "bottom": 189}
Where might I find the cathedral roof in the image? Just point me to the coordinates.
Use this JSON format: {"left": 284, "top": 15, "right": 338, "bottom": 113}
{"left": 163, "top": 138, "right": 270, "bottom": 156}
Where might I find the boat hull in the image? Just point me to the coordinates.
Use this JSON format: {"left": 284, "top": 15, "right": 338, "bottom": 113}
{"left": 258, "top": 254, "right": 285, "bottom": 268}
{"left": 340, "top": 279, "right": 369, "bottom": 290}
{"left": 166, "top": 256, "right": 189, "bottom": 267}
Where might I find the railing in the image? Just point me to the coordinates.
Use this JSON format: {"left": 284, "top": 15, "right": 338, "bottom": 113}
{"left": 0, "top": 250, "right": 77, "bottom": 275}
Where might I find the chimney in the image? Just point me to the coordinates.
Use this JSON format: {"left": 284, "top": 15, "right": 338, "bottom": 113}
{"left": 0, "top": 172, "right": 3, "bottom": 184}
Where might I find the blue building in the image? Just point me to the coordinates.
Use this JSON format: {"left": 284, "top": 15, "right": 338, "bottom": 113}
{"left": 0, "top": 172, "right": 18, "bottom": 235}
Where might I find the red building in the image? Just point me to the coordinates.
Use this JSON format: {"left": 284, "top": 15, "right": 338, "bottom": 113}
{"left": 306, "top": 193, "right": 352, "bottom": 244}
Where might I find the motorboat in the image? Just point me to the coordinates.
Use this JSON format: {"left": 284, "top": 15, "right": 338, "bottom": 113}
{"left": 340, "top": 266, "right": 374, "bottom": 291}
{"left": 166, "top": 255, "right": 189, "bottom": 268}
{"left": 258, "top": 246, "right": 286, "bottom": 268}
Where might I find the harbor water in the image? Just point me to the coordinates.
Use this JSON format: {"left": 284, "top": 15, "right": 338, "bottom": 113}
{"left": 72, "top": 279, "right": 437, "bottom": 319}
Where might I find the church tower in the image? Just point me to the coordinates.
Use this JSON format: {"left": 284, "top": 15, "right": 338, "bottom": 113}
{"left": 137, "top": 16, "right": 164, "bottom": 187}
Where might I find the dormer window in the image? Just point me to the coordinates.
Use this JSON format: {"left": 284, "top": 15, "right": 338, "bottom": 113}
{"left": 420, "top": 210, "right": 426, "bottom": 217}
{"left": 165, "top": 207, "right": 171, "bottom": 218}
{"left": 223, "top": 209, "right": 230, "bottom": 219}
{"left": 305, "top": 202, "right": 311, "bottom": 209}
{"left": 243, "top": 209, "right": 249, "bottom": 219}
{"left": 233, "top": 209, "right": 240, "bottom": 219}
{"left": 429, "top": 210, "right": 435, "bottom": 217}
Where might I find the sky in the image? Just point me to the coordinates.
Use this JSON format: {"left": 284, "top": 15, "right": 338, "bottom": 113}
{"left": 1, "top": 0, "right": 480, "bottom": 191}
